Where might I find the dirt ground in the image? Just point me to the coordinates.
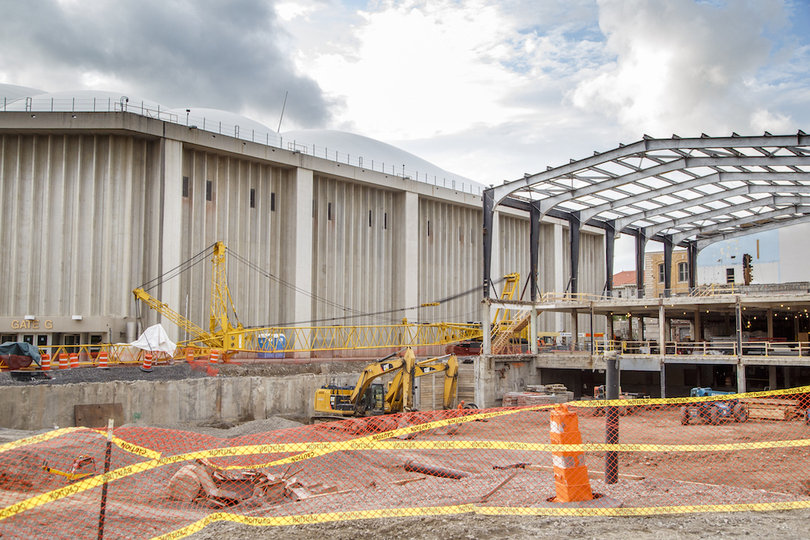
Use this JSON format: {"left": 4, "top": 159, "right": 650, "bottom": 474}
{"left": 187, "top": 510, "right": 810, "bottom": 540}
{"left": 2, "top": 364, "right": 810, "bottom": 539}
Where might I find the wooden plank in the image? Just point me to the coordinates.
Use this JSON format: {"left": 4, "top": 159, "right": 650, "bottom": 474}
{"left": 74, "top": 403, "right": 124, "bottom": 428}
{"left": 748, "top": 408, "right": 790, "bottom": 421}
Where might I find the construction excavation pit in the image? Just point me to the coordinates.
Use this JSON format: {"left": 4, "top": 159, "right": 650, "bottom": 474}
{"left": 0, "top": 358, "right": 809, "bottom": 540}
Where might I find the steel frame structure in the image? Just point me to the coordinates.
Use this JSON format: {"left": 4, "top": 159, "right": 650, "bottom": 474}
{"left": 483, "top": 132, "right": 810, "bottom": 301}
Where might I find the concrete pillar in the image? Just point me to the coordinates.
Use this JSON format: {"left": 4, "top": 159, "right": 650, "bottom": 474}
{"left": 160, "top": 139, "right": 184, "bottom": 343}
{"left": 400, "top": 192, "right": 419, "bottom": 323}
{"left": 735, "top": 297, "right": 745, "bottom": 393}
{"left": 290, "top": 167, "right": 313, "bottom": 358}
{"left": 530, "top": 308, "right": 538, "bottom": 354}
{"left": 659, "top": 301, "right": 666, "bottom": 398}
{"left": 694, "top": 309, "right": 702, "bottom": 342}
{"left": 477, "top": 300, "right": 496, "bottom": 407}
{"left": 474, "top": 354, "right": 497, "bottom": 408}
{"left": 482, "top": 301, "right": 492, "bottom": 356}
{"left": 769, "top": 366, "right": 777, "bottom": 390}
{"left": 767, "top": 308, "right": 774, "bottom": 338}
{"left": 571, "top": 310, "right": 579, "bottom": 351}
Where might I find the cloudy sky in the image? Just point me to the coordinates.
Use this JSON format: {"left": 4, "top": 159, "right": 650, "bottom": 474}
{"left": 1, "top": 0, "right": 809, "bottom": 270}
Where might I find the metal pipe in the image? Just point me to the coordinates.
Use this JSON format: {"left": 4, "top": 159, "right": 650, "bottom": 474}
{"left": 404, "top": 460, "right": 470, "bottom": 480}
{"left": 605, "top": 356, "right": 619, "bottom": 484}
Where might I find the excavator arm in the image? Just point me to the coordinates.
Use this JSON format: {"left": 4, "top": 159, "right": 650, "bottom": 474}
{"left": 349, "top": 349, "right": 416, "bottom": 413}
{"left": 386, "top": 352, "right": 459, "bottom": 412}
{"left": 415, "top": 353, "right": 458, "bottom": 410}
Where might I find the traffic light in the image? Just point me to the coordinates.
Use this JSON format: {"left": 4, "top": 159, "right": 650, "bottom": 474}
{"left": 742, "top": 253, "right": 753, "bottom": 285}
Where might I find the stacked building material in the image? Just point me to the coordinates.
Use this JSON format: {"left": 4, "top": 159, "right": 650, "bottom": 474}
{"left": 502, "top": 383, "right": 573, "bottom": 407}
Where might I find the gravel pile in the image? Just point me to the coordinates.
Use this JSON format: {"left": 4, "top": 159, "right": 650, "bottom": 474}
{"left": 0, "top": 363, "right": 209, "bottom": 386}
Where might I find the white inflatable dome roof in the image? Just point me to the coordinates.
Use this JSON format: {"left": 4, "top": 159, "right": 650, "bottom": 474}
{"left": 281, "top": 129, "right": 481, "bottom": 189}
{"left": 0, "top": 83, "right": 47, "bottom": 105}
{"left": 166, "top": 107, "right": 279, "bottom": 146}
{"left": 1, "top": 90, "right": 167, "bottom": 113}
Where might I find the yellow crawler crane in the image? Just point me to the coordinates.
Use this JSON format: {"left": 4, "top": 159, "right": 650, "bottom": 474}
{"left": 133, "top": 241, "right": 242, "bottom": 350}
{"left": 312, "top": 348, "right": 459, "bottom": 419}
{"left": 134, "top": 241, "right": 484, "bottom": 355}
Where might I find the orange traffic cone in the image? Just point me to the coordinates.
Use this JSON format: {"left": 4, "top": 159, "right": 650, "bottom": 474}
{"left": 550, "top": 404, "right": 593, "bottom": 502}
{"left": 59, "top": 353, "right": 69, "bottom": 369}
{"left": 97, "top": 351, "right": 109, "bottom": 369}
{"left": 69, "top": 353, "right": 79, "bottom": 369}
{"left": 140, "top": 352, "right": 153, "bottom": 373}
{"left": 207, "top": 349, "right": 220, "bottom": 376}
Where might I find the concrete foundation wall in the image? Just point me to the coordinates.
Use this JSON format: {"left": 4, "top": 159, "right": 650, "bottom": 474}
{"left": 0, "top": 372, "right": 362, "bottom": 431}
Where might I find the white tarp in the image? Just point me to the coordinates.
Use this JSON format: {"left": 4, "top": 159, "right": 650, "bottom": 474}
{"left": 130, "top": 324, "right": 176, "bottom": 357}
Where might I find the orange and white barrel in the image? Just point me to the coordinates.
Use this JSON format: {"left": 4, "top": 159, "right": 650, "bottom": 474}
{"left": 69, "top": 353, "right": 79, "bottom": 369}
{"left": 186, "top": 348, "right": 194, "bottom": 363}
{"left": 209, "top": 349, "right": 220, "bottom": 365}
{"left": 59, "top": 353, "right": 69, "bottom": 369}
{"left": 97, "top": 351, "right": 109, "bottom": 369}
{"left": 140, "top": 352, "right": 153, "bottom": 373}
{"left": 41, "top": 353, "right": 51, "bottom": 371}
{"left": 550, "top": 404, "right": 593, "bottom": 503}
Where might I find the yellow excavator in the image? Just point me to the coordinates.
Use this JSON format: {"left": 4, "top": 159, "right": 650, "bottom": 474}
{"left": 313, "top": 348, "right": 458, "bottom": 419}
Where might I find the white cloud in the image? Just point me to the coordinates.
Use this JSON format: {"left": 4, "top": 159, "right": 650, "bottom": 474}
{"left": 275, "top": 1, "right": 317, "bottom": 21}
{"left": 569, "top": 0, "right": 788, "bottom": 137}
{"left": 297, "top": 0, "right": 538, "bottom": 139}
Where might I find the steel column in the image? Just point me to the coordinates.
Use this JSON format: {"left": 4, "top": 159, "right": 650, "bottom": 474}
{"left": 530, "top": 201, "right": 541, "bottom": 301}
{"left": 604, "top": 220, "right": 615, "bottom": 298}
{"left": 663, "top": 235, "right": 673, "bottom": 298}
{"left": 483, "top": 189, "right": 495, "bottom": 299}
{"left": 635, "top": 229, "right": 646, "bottom": 298}
{"left": 569, "top": 212, "right": 581, "bottom": 295}
{"left": 687, "top": 241, "right": 698, "bottom": 290}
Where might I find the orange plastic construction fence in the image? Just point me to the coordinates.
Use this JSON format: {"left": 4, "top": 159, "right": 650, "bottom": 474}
{"left": 1, "top": 386, "right": 809, "bottom": 539}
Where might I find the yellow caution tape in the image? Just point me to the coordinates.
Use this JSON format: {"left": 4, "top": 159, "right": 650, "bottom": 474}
{"left": 0, "top": 428, "right": 86, "bottom": 455}
{"left": 111, "top": 436, "right": 162, "bottom": 460}
{"left": 4, "top": 387, "right": 810, "bottom": 524}
{"left": 0, "top": 428, "right": 160, "bottom": 460}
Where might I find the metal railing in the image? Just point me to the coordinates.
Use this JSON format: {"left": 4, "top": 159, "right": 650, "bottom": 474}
{"left": 616, "top": 339, "right": 810, "bottom": 357}
{"left": 2, "top": 96, "right": 483, "bottom": 196}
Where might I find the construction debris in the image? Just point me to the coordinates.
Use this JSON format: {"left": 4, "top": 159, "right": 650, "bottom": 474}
{"left": 479, "top": 471, "right": 520, "bottom": 503}
{"left": 404, "top": 460, "right": 470, "bottom": 480}
{"left": 166, "top": 462, "right": 340, "bottom": 507}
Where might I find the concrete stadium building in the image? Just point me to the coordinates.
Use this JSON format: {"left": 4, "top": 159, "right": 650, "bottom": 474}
{"left": 0, "top": 85, "right": 607, "bottom": 354}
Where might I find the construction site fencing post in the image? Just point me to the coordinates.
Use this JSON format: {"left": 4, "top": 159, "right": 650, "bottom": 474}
{"left": 97, "top": 418, "right": 114, "bottom": 540}
{"left": 605, "top": 354, "right": 619, "bottom": 484}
